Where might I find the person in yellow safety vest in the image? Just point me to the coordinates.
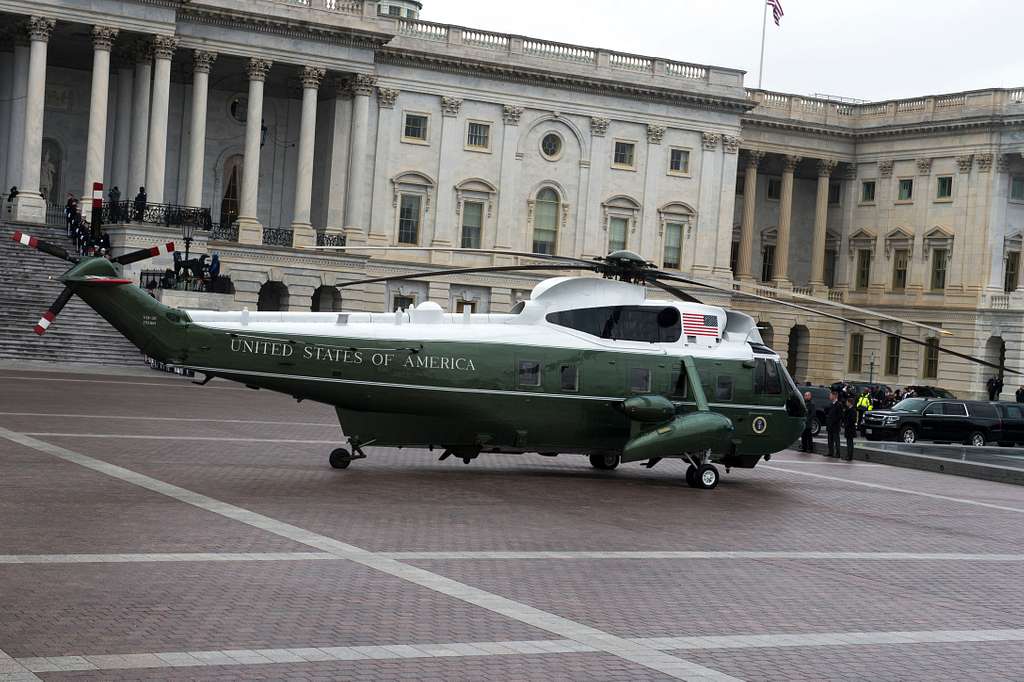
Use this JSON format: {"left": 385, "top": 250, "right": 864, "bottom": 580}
{"left": 856, "top": 389, "right": 873, "bottom": 435}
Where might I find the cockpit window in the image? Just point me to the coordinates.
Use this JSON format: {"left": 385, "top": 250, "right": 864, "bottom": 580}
{"left": 545, "top": 306, "right": 681, "bottom": 343}
{"left": 753, "top": 358, "right": 782, "bottom": 395}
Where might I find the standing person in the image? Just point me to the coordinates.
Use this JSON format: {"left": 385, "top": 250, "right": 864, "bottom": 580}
{"left": 65, "top": 194, "right": 77, "bottom": 235}
{"left": 856, "top": 388, "right": 872, "bottom": 434}
{"left": 842, "top": 396, "right": 858, "bottom": 461}
{"left": 133, "top": 186, "right": 147, "bottom": 221}
{"left": 108, "top": 186, "right": 121, "bottom": 222}
{"left": 800, "top": 391, "right": 814, "bottom": 453}
{"left": 1015, "top": 385, "right": 1024, "bottom": 404}
{"left": 995, "top": 375, "right": 1004, "bottom": 401}
{"left": 826, "top": 390, "right": 843, "bottom": 458}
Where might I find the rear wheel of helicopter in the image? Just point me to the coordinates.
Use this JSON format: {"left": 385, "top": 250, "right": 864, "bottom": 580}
{"left": 589, "top": 453, "right": 619, "bottom": 470}
{"left": 685, "top": 464, "right": 698, "bottom": 487}
{"left": 696, "top": 463, "right": 720, "bottom": 490}
{"left": 329, "top": 448, "right": 352, "bottom": 469}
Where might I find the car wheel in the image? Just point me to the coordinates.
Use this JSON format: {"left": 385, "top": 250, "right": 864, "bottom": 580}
{"left": 968, "top": 432, "right": 986, "bottom": 448}
{"left": 809, "top": 416, "right": 822, "bottom": 437}
{"left": 900, "top": 426, "right": 917, "bottom": 444}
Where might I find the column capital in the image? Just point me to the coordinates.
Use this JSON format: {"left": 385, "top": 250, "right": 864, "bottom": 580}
{"left": 996, "top": 153, "right": 1010, "bottom": 174}
{"left": 744, "top": 149, "right": 766, "bottom": 169}
{"left": 976, "top": 153, "right": 994, "bottom": 173}
{"left": 246, "top": 57, "right": 273, "bottom": 82}
{"left": 151, "top": 35, "right": 178, "bottom": 61}
{"left": 782, "top": 154, "right": 802, "bottom": 173}
{"left": 91, "top": 26, "right": 118, "bottom": 51}
{"left": 26, "top": 16, "right": 56, "bottom": 43}
{"left": 955, "top": 154, "right": 973, "bottom": 174}
{"left": 192, "top": 50, "right": 217, "bottom": 74}
{"left": 440, "top": 95, "right": 462, "bottom": 117}
{"left": 646, "top": 123, "right": 666, "bottom": 145}
{"left": 334, "top": 76, "right": 353, "bottom": 99}
{"left": 350, "top": 73, "right": 376, "bottom": 96}
{"left": 376, "top": 86, "right": 398, "bottom": 109}
{"left": 589, "top": 116, "right": 609, "bottom": 136}
{"left": 879, "top": 159, "right": 894, "bottom": 177}
{"left": 816, "top": 158, "right": 838, "bottom": 177}
{"left": 916, "top": 157, "right": 932, "bottom": 176}
{"left": 721, "top": 134, "right": 741, "bottom": 154}
{"left": 701, "top": 132, "right": 720, "bottom": 150}
{"left": 299, "top": 65, "right": 326, "bottom": 89}
{"left": 503, "top": 104, "right": 524, "bottom": 126}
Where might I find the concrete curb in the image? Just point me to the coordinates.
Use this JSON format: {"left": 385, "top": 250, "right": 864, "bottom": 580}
{"left": 855, "top": 446, "right": 1024, "bottom": 486}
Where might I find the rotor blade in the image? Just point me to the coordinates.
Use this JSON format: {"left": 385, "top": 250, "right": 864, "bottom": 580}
{"left": 658, "top": 273, "right": 1019, "bottom": 376}
{"left": 11, "top": 231, "right": 78, "bottom": 263}
{"left": 114, "top": 241, "right": 175, "bottom": 265}
{"left": 305, "top": 245, "right": 597, "bottom": 266}
{"left": 728, "top": 278, "right": 950, "bottom": 337}
{"left": 34, "top": 286, "right": 74, "bottom": 335}
{"left": 337, "top": 263, "right": 598, "bottom": 288}
{"left": 645, "top": 278, "right": 703, "bottom": 304}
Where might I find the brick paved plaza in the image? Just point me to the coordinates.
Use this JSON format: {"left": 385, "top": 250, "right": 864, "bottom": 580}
{"left": 1, "top": 367, "right": 1023, "bottom": 681}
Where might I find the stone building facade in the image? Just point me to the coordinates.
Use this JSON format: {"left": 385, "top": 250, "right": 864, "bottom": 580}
{"left": 1, "top": 0, "right": 1023, "bottom": 397}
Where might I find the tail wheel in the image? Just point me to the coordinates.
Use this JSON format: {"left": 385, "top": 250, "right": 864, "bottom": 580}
{"left": 589, "top": 453, "right": 619, "bottom": 470}
{"left": 900, "top": 426, "right": 917, "bottom": 444}
{"left": 329, "top": 448, "right": 351, "bottom": 469}
{"left": 696, "top": 463, "right": 719, "bottom": 490}
{"left": 968, "top": 432, "right": 986, "bottom": 448}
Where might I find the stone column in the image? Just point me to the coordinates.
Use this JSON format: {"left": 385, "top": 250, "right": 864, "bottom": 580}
{"left": 343, "top": 74, "right": 375, "bottom": 245}
{"left": 774, "top": 154, "right": 801, "bottom": 285}
{"left": 236, "top": 57, "right": 272, "bottom": 244}
{"left": 291, "top": 65, "right": 325, "bottom": 248}
{"left": 145, "top": 35, "right": 177, "bottom": 204}
{"left": 128, "top": 44, "right": 151, "bottom": 196}
{"left": 323, "top": 80, "right": 352, "bottom": 235}
{"left": 82, "top": 26, "right": 118, "bottom": 201}
{"left": 5, "top": 36, "right": 29, "bottom": 193}
{"left": 0, "top": 48, "right": 13, "bottom": 195}
{"left": 111, "top": 60, "right": 133, "bottom": 194}
{"left": 12, "top": 16, "right": 56, "bottom": 224}
{"left": 810, "top": 158, "right": 837, "bottom": 290}
{"left": 184, "top": 50, "right": 216, "bottom": 208}
{"left": 736, "top": 150, "right": 764, "bottom": 280}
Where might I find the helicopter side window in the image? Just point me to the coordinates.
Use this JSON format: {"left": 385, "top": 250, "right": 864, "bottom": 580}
{"left": 715, "top": 375, "right": 733, "bottom": 401}
{"left": 560, "top": 364, "right": 579, "bottom": 392}
{"left": 629, "top": 367, "right": 652, "bottom": 393}
{"left": 753, "top": 358, "right": 783, "bottom": 395}
{"left": 669, "top": 367, "right": 688, "bottom": 398}
{"left": 517, "top": 360, "right": 541, "bottom": 387}
{"left": 546, "top": 306, "right": 681, "bottom": 343}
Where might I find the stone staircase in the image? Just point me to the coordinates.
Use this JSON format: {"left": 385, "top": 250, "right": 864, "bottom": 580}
{"left": 0, "top": 222, "right": 146, "bottom": 366}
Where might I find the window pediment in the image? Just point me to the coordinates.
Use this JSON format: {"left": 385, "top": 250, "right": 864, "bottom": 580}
{"left": 848, "top": 228, "right": 877, "bottom": 256}
{"left": 1005, "top": 230, "right": 1023, "bottom": 253}
{"left": 760, "top": 227, "right": 778, "bottom": 246}
{"left": 884, "top": 227, "right": 914, "bottom": 257}
{"left": 825, "top": 229, "right": 841, "bottom": 252}
{"left": 454, "top": 177, "right": 497, "bottom": 217}
{"left": 602, "top": 195, "right": 641, "bottom": 233}
{"left": 391, "top": 171, "right": 435, "bottom": 212}
{"left": 922, "top": 226, "right": 954, "bottom": 260}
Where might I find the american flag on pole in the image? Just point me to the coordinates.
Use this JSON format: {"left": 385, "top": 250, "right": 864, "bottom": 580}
{"left": 683, "top": 313, "right": 719, "bottom": 337}
{"left": 767, "top": 0, "right": 784, "bottom": 26}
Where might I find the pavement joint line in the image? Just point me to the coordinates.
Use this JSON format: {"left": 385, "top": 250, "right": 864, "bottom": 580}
{"left": 20, "top": 433, "right": 341, "bottom": 444}
{"left": 4, "top": 550, "right": 1024, "bottom": 564}
{"left": 0, "top": 375, "right": 248, "bottom": 390}
{"left": 0, "top": 427, "right": 733, "bottom": 682}
{"left": 0, "top": 412, "right": 334, "bottom": 427}
{"left": 0, "top": 648, "right": 40, "bottom": 681}
{"left": 12, "top": 629, "right": 1024, "bottom": 673}
{"left": 761, "top": 464, "right": 1024, "bottom": 514}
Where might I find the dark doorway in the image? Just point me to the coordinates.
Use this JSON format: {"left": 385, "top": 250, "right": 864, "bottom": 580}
{"left": 257, "top": 281, "right": 289, "bottom": 311}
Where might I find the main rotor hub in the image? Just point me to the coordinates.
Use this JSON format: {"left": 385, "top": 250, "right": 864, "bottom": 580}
{"left": 598, "top": 250, "right": 654, "bottom": 283}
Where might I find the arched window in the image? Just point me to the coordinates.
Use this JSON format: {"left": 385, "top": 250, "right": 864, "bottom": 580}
{"left": 532, "top": 188, "right": 560, "bottom": 255}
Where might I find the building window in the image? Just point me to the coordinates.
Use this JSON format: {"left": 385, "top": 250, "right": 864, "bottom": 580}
{"left": 828, "top": 182, "right": 841, "bottom": 205}
{"left": 761, "top": 244, "right": 775, "bottom": 282}
{"left": 930, "top": 248, "right": 947, "bottom": 290}
{"left": 848, "top": 333, "right": 863, "bottom": 373}
{"left": 540, "top": 133, "right": 562, "bottom": 160}
{"left": 532, "top": 188, "right": 559, "bottom": 254}
{"left": 897, "top": 178, "right": 914, "bottom": 201}
{"left": 392, "top": 294, "right": 415, "bottom": 311}
{"left": 936, "top": 175, "right": 953, "bottom": 200}
{"left": 466, "top": 121, "right": 490, "bottom": 151}
{"left": 560, "top": 364, "right": 579, "bottom": 392}
{"left": 613, "top": 141, "right": 636, "bottom": 169}
{"left": 608, "top": 217, "right": 628, "bottom": 252}
{"left": 517, "top": 360, "right": 541, "bottom": 387}
{"left": 1006, "top": 251, "right": 1020, "bottom": 292}
{"left": 855, "top": 249, "right": 872, "bottom": 290}
{"left": 891, "top": 249, "right": 909, "bottom": 290}
{"left": 461, "top": 201, "right": 483, "bottom": 249}
{"left": 861, "top": 180, "right": 876, "bottom": 203}
{"left": 735, "top": 175, "right": 744, "bottom": 195}
{"left": 455, "top": 300, "right": 476, "bottom": 313}
{"left": 629, "top": 367, "right": 651, "bottom": 393}
{"left": 923, "top": 338, "right": 939, "bottom": 379}
{"left": 885, "top": 336, "right": 901, "bottom": 376}
{"left": 663, "top": 222, "right": 683, "bottom": 269}
{"left": 824, "top": 249, "right": 837, "bottom": 288}
{"left": 398, "top": 194, "right": 421, "bottom": 244}
{"left": 767, "top": 178, "right": 782, "bottom": 200}
{"left": 403, "top": 113, "right": 428, "bottom": 143}
{"left": 669, "top": 147, "right": 690, "bottom": 175}
{"left": 388, "top": 5, "right": 401, "bottom": 16}
{"left": 730, "top": 241, "right": 740, "bottom": 274}
{"left": 1011, "top": 176, "right": 1024, "bottom": 201}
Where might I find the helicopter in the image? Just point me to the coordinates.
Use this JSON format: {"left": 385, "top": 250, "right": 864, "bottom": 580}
{"left": 9, "top": 230, "right": 1013, "bottom": 490}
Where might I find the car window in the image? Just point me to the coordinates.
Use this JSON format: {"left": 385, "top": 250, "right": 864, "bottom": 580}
{"left": 895, "top": 398, "right": 928, "bottom": 412}
{"left": 924, "top": 403, "right": 943, "bottom": 415}
{"left": 942, "top": 402, "right": 967, "bottom": 416}
{"left": 1002, "top": 405, "right": 1023, "bottom": 419}
{"left": 969, "top": 403, "right": 998, "bottom": 419}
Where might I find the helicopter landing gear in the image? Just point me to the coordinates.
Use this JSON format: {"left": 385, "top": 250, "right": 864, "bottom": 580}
{"left": 684, "top": 451, "right": 719, "bottom": 490}
{"left": 589, "top": 453, "right": 620, "bottom": 470}
{"left": 329, "top": 438, "right": 371, "bottom": 469}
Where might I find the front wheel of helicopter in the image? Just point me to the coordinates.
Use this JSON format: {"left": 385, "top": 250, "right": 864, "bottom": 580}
{"left": 329, "top": 448, "right": 352, "bottom": 469}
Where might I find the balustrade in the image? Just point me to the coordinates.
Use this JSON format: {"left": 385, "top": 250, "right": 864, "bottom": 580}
{"left": 262, "top": 227, "right": 293, "bottom": 246}
{"left": 316, "top": 231, "right": 346, "bottom": 247}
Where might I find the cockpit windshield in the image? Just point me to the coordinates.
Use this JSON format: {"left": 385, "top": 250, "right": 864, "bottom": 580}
{"left": 545, "top": 305, "right": 681, "bottom": 343}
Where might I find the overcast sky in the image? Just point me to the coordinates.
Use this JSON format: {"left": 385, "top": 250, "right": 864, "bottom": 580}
{"left": 422, "top": 0, "right": 1024, "bottom": 102}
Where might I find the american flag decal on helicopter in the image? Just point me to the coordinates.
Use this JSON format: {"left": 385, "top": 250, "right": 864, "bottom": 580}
{"left": 682, "top": 313, "right": 719, "bottom": 337}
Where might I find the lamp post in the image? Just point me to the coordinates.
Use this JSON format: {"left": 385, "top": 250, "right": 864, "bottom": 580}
{"left": 868, "top": 352, "right": 876, "bottom": 384}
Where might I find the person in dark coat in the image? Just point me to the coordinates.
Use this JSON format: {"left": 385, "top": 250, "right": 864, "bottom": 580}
{"left": 800, "top": 391, "right": 814, "bottom": 453}
{"left": 1016, "top": 386, "right": 1024, "bottom": 404}
{"left": 825, "top": 390, "right": 843, "bottom": 457}
{"left": 133, "top": 187, "right": 147, "bottom": 221}
{"left": 842, "top": 396, "right": 858, "bottom": 461}
{"left": 108, "top": 186, "right": 121, "bottom": 221}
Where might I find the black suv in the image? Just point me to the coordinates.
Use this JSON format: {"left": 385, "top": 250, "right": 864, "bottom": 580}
{"left": 863, "top": 398, "right": 1001, "bottom": 446}
{"left": 903, "top": 385, "right": 957, "bottom": 399}
{"left": 800, "top": 386, "right": 832, "bottom": 436}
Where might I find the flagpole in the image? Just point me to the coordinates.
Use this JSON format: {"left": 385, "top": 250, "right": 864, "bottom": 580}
{"left": 757, "top": 1, "right": 768, "bottom": 89}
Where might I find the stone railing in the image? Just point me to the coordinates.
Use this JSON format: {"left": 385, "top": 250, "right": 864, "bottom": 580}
{"left": 745, "top": 87, "right": 1024, "bottom": 130}
{"left": 316, "top": 231, "right": 346, "bottom": 247}
{"left": 278, "top": 0, "right": 362, "bottom": 14}
{"left": 102, "top": 201, "right": 212, "bottom": 232}
{"left": 389, "top": 19, "right": 731, "bottom": 90}
{"left": 791, "top": 285, "right": 813, "bottom": 296}
{"left": 827, "top": 289, "right": 845, "bottom": 303}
